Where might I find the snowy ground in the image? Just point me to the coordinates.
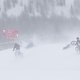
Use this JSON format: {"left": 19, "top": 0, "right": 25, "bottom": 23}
{"left": 0, "top": 43, "right": 80, "bottom": 80}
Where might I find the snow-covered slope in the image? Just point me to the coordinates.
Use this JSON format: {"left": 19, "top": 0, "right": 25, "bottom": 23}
{"left": 0, "top": 43, "right": 80, "bottom": 80}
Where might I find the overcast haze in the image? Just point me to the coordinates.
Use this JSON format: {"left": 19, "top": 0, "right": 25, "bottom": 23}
{"left": 0, "top": 0, "right": 80, "bottom": 80}
{"left": 0, "top": 0, "right": 80, "bottom": 44}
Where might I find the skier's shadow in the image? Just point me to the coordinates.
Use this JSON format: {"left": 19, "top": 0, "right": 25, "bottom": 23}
{"left": 13, "top": 51, "right": 24, "bottom": 59}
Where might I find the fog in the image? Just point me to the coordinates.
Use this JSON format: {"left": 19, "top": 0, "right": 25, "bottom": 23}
{"left": 0, "top": 16, "right": 80, "bottom": 43}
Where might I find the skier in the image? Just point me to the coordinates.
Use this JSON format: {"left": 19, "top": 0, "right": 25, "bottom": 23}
{"left": 13, "top": 42, "right": 21, "bottom": 56}
{"left": 75, "top": 37, "right": 80, "bottom": 54}
{"left": 63, "top": 37, "right": 80, "bottom": 54}
{"left": 76, "top": 37, "right": 80, "bottom": 46}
